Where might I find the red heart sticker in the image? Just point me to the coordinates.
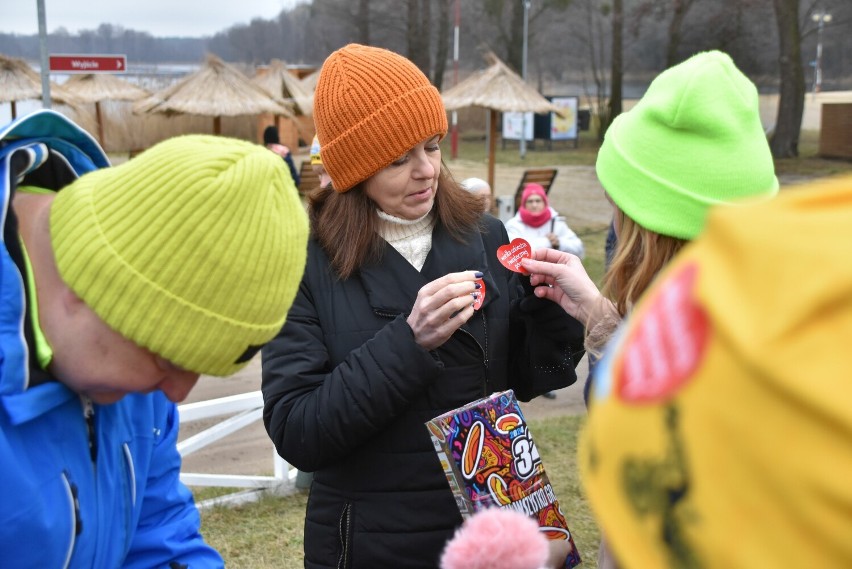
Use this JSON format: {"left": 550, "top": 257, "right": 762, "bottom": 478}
{"left": 496, "top": 238, "right": 532, "bottom": 275}
{"left": 473, "top": 278, "right": 485, "bottom": 310}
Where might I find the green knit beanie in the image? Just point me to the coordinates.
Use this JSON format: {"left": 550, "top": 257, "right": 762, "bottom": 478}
{"left": 596, "top": 50, "right": 778, "bottom": 240}
{"left": 50, "top": 135, "right": 309, "bottom": 376}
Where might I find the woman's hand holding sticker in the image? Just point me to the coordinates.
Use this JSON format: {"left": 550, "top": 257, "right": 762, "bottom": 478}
{"left": 520, "top": 248, "right": 601, "bottom": 323}
{"left": 408, "top": 271, "right": 484, "bottom": 351}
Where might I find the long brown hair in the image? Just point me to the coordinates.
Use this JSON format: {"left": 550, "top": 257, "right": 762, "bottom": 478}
{"left": 602, "top": 209, "right": 687, "bottom": 317}
{"left": 308, "top": 163, "right": 483, "bottom": 279}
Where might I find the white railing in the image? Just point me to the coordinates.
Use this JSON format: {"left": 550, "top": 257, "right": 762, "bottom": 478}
{"left": 177, "top": 390, "right": 299, "bottom": 510}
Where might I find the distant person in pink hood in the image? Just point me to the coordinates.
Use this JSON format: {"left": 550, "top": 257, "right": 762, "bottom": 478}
{"left": 505, "top": 183, "right": 584, "bottom": 258}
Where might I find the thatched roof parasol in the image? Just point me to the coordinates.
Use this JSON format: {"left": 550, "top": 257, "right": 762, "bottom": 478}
{"left": 442, "top": 51, "right": 563, "bottom": 115}
{"left": 442, "top": 51, "right": 564, "bottom": 194}
{"left": 253, "top": 59, "right": 313, "bottom": 116}
{"left": 63, "top": 73, "right": 149, "bottom": 103}
{"left": 62, "top": 73, "right": 149, "bottom": 146}
{"left": 300, "top": 68, "right": 320, "bottom": 93}
{"left": 133, "top": 54, "right": 293, "bottom": 134}
{"left": 0, "top": 54, "right": 77, "bottom": 119}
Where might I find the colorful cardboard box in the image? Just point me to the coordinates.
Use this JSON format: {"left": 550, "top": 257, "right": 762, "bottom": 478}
{"left": 426, "top": 389, "right": 581, "bottom": 567}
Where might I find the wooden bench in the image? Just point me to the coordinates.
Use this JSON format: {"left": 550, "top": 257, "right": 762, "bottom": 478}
{"left": 513, "top": 168, "right": 558, "bottom": 212}
{"left": 297, "top": 160, "right": 320, "bottom": 196}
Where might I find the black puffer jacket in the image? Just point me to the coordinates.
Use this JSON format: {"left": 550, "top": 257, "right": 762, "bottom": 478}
{"left": 262, "top": 215, "right": 584, "bottom": 569}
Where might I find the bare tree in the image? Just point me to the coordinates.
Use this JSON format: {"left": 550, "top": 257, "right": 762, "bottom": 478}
{"left": 506, "top": 0, "right": 527, "bottom": 73}
{"left": 8, "top": 0, "right": 851, "bottom": 94}
{"left": 407, "top": 0, "right": 431, "bottom": 74}
{"left": 575, "top": 0, "right": 613, "bottom": 141}
{"left": 665, "top": 0, "right": 696, "bottom": 66}
{"left": 357, "top": 0, "right": 370, "bottom": 44}
{"left": 474, "top": 0, "right": 573, "bottom": 74}
{"left": 770, "top": 0, "right": 805, "bottom": 158}
{"left": 432, "top": 0, "right": 452, "bottom": 88}
{"left": 628, "top": 0, "right": 697, "bottom": 68}
{"left": 608, "top": 0, "right": 624, "bottom": 135}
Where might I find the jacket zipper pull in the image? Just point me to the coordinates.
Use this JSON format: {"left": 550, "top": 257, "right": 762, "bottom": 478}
{"left": 81, "top": 396, "right": 97, "bottom": 463}
{"left": 64, "top": 470, "right": 83, "bottom": 536}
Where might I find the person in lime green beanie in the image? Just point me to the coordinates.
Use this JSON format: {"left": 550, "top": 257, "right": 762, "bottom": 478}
{"left": 523, "top": 49, "right": 777, "bottom": 366}
{"left": 0, "top": 110, "right": 308, "bottom": 568}
{"left": 579, "top": 174, "right": 852, "bottom": 568}
{"left": 519, "top": 50, "right": 777, "bottom": 567}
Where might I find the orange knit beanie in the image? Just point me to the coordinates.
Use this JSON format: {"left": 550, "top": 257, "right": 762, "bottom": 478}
{"left": 313, "top": 43, "right": 448, "bottom": 192}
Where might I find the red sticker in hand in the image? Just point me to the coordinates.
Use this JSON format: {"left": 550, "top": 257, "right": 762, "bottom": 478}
{"left": 473, "top": 278, "right": 485, "bottom": 310}
{"left": 496, "top": 238, "right": 532, "bottom": 275}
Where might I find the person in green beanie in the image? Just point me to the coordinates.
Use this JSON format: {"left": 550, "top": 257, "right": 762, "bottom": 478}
{"left": 0, "top": 110, "right": 308, "bottom": 568}
{"left": 520, "top": 50, "right": 777, "bottom": 566}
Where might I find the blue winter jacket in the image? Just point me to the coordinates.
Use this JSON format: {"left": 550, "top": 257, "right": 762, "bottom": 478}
{"left": 0, "top": 111, "right": 223, "bottom": 568}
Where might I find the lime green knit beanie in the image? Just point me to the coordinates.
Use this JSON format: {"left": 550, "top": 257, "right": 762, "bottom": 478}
{"left": 596, "top": 50, "right": 778, "bottom": 240}
{"left": 50, "top": 135, "right": 309, "bottom": 376}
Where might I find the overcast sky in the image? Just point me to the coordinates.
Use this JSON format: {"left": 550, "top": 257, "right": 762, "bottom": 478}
{"left": 4, "top": 0, "right": 304, "bottom": 38}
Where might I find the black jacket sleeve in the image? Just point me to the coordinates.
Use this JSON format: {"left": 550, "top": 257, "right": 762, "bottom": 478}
{"left": 484, "top": 216, "right": 585, "bottom": 401}
{"left": 508, "top": 285, "right": 586, "bottom": 401}
{"left": 260, "top": 278, "right": 443, "bottom": 472}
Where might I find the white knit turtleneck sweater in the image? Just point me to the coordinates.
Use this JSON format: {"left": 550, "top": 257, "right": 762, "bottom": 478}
{"left": 376, "top": 209, "right": 435, "bottom": 271}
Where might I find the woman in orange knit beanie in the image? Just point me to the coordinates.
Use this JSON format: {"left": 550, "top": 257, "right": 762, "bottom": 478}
{"left": 261, "top": 43, "right": 584, "bottom": 569}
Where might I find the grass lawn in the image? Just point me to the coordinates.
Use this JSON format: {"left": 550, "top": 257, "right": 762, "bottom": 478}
{"left": 197, "top": 415, "right": 599, "bottom": 568}
{"left": 575, "top": 225, "right": 609, "bottom": 287}
{"left": 447, "top": 129, "right": 602, "bottom": 167}
{"left": 772, "top": 130, "right": 852, "bottom": 178}
{"left": 443, "top": 128, "right": 852, "bottom": 178}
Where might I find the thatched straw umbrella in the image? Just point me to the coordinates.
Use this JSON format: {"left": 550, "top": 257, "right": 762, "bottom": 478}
{"left": 441, "top": 51, "right": 563, "bottom": 197}
{"left": 253, "top": 59, "right": 314, "bottom": 148}
{"left": 0, "top": 54, "right": 77, "bottom": 119}
{"left": 300, "top": 69, "right": 319, "bottom": 93}
{"left": 253, "top": 59, "right": 313, "bottom": 116}
{"left": 62, "top": 73, "right": 149, "bottom": 147}
{"left": 133, "top": 54, "right": 293, "bottom": 135}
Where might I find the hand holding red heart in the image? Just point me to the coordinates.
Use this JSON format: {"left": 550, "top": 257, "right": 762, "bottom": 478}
{"left": 519, "top": 248, "right": 602, "bottom": 323}
{"left": 407, "top": 271, "right": 484, "bottom": 351}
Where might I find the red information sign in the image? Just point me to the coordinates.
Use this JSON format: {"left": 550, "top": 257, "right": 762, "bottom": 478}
{"left": 49, "top": 54, "right": 127, "bottom": 73}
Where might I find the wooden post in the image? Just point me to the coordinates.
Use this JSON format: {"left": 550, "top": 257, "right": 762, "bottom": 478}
{"left": 275, "top": 114, "right": 285, "bottom": 142}
{"left": 95, "top": 101, "right": 105, "bottom": 148}
{"left": 213, "top": 116, "right": 221, "bottom": 135}
{"left": 487, "top": 108, "right": 497, "bottom": 194}
{"left": 278, "top": 115, "right": 299, "bottom": 151}
{"left": 257, "top": 112, "right": 274, "bottom": 143}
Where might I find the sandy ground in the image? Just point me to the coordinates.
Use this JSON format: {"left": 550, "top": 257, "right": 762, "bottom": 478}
{"left": 450, "top": 161, "right": 614, "bottom": 229}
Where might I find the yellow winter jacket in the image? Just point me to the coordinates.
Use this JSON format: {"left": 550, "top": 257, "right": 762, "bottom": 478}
{"left": 581, "top": 175, "right": 852, "bottom": 569}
